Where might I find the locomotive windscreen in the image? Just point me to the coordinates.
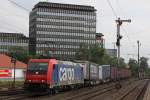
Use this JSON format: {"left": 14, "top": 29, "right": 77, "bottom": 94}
{"left": 27, "top": 62, "right": 48, "bottom": 74}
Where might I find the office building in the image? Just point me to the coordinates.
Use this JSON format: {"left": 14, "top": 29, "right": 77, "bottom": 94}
{"left": 0, "top": 32, "right": 29, "bottom": 54}
{"left": 29, "top": 2, "right": 97, "bottom": 60}
{"left": 106, "top": 49, "right": 117, "bottom": 57}
{"left": 96, "top": 33, "right": 104, "bottom": 48}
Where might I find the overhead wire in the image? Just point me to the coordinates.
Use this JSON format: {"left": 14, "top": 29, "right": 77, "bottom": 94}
{"left": 106, "top": 0, "right": 118, "bottom": 18}
{"left": 114, "top": 0, "right": 135, "bottom": 45}
{"left": 6, "top": 0, "right": 139, "bottom": 47}
{"left": 7, "top": 0, "right": 30, "bottom": 12}
{"left": 0, "top": 12, "right": 28, "bottom": 32}
{"left": 0, "top": 0, "right": 29, "bottom": 34}
{"left": 0, "top": 8, "right": 28, "bottom": 19}
{"left": 116, "top": 0, "right": 150, "bottom": 37}
{"left": 106, "top": 0, "right": 132, "bottom": 42}
{"left": 105, "top": 0, "right": 138, "bottom": 61}
{"left": 114, "top": 0, "right": 139, "bottom": 59}
{"left": 107, "top": 0, "right": 136, "bottom": 47}
{"left": 122, "top": 27, "right": 136, "bottom": 46}
{"left": 115, "top": 0, "right": 126, "bottom": 16}
{"left": 0, "top": 10, "right": 28, "bottom": 33}
{"left": 115, "top": 0, "right": 148, "bottom": 58}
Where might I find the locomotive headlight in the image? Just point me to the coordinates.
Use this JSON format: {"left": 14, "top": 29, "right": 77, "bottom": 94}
{"left": 28, "top": 80, "right": 31, "bottom": 82}
{"left": 41, "top": 80, "right": 45, "bottom": 82}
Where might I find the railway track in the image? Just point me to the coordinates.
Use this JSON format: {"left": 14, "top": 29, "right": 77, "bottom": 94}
{"left": 23, "top": 83, "right": 116, "bottom": 100}
{"left": 117, "top": 79, "right": 149, "bottom": 100}
{"left": 22, "top": 79, "right": 136, "bottom": 100}
{"left": 62, "top": 79, "right": 133, "bottom": 100}
{"left": 0, "top": 89, "right": 25, "bottom": 96}
{"left": 0, "top": 93, "right": 31, "bottom": 100}
{"left": 65, "top": 85, "right": 115, "bottom": 100}
{"left": 0, "top": 89, "right": 35, "bottom": 100}
{"left": 25, "top": 80, "right": 123, "bottom": 100}
{"left": 0, "top": 79, "right": 136, "bottom": 100}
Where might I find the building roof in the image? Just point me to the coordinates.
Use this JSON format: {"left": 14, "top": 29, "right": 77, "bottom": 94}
{"left": 34, "top": 2, "right": 96, "bottom": 12}
{"left": 0, "top": 54, "right": 27, "bottom": 69}
{"left": 96, "top": 33, "right": 104, "bottom": 37}
{"left": 0, "top": 32, "right": 29, "bottom": 40}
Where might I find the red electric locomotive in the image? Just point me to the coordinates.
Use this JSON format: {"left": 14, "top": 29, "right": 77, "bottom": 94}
{"left": 24, "top": 59, "right": 84, "bottom": 92}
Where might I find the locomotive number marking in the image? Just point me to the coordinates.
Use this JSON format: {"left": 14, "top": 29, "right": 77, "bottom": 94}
{"left": 59, "top": 67, "right": 74, "bottom": 82}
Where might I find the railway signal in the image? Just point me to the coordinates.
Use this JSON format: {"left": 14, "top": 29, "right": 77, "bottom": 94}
{"left": 115, "top": 18, "right": 131, "bottom": 89}
{"left": 116, "top": 18, "right": 131, "bottom": 67}
{"left": 11, "top": 55, "right": 17, "bottom": 88}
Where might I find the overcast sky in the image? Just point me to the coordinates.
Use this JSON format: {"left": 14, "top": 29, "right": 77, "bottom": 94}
{"left": 1, "top": 0, "right": 150, "bottom": 63}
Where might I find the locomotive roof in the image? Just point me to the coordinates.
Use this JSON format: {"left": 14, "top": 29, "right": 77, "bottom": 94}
{"left": 29, "top": 59, "right": 79, "bottom": 66}
{"left": 57, "top": 60, "right": 77, "bottom": 65}
{"left": 29, "top": 59, "right": 51, "bottom": 63}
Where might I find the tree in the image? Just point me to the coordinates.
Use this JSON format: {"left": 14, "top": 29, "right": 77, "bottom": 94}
{"left": 8, "top": 46, "right": 57, "bottom": 63}
{"left": 144, "top": 68, "right": 150, "bottom": 77}
{"left": 75, "top": 43, "right": 127, "bottom": 67}
{"left": 128, "top": 58, "right": 138, "bottom": 77}
{"left": 90, "top": 44, "right": 105, "bottom": 64}
{"left": 8, "top": 46, "right": 28, "bottom": 54}
{"left": 75, "top": 43, "right": 89, "bottom": 60}
{"left": 8, "top": 46, "right": 30, "bottom": 63}
{"left": 109, "top": 57, "right": 118, "bottom": 67}
{"left": 107, "top": 57, "right": 126, "bottom": 68}
{"left": 100, "top": 53, "right": 112, "bottom": 65}
{"left": 75, "top": 43, "right": 106, "bottom": 64}
{"left": 119, "top": 58, "right": 127, "bottom": 68}
{"left": 140, "top": 57, "right": 148, "bottom": 69}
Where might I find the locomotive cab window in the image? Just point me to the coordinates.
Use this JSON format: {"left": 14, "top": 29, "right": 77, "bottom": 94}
{"left": 27, "top": 62, "right": 48, "bottom": 74}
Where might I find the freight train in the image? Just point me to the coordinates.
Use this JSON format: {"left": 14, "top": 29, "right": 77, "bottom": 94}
{"left": 24, "top": 59, "right": 131, "bottom": 92}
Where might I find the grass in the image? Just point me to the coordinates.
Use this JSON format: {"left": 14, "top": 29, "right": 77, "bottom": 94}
{"left": 0, "top": 81, "right": 24, "bottom": 88}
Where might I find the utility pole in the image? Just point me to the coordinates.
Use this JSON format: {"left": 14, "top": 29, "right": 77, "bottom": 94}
{"left": 137, "top": 40, "right": 140, "bottom": 66}
{"left": 88, "top": 32, "right": 91, "bottom": 88}
{"left": 115, "top": 18, "right": 131, "bottom": 89}
{"left": 137, "top": 40, "right": 141, "bottom": 79}
{"left": 88, "top": 20, "right": 92, "bottom": 88}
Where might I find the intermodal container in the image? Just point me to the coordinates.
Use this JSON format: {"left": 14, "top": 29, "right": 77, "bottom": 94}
{"left": 75, "top": 61, "right": 99, "bottom": 81}
{"left": 111, "top": 67, "right": 118, "bottom": 80}
{"left": 98, "top": 65, "right": 110, "bottom": 82}
{"left": 52, "top": 63, "right": 84, "bottom": 86}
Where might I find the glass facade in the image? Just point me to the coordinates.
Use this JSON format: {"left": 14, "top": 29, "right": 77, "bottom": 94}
{"left": 0, "top": 33, "right": 29, "bottom": 54}
{"left": 29, "top": 2, "right": 97, "bottom": 60}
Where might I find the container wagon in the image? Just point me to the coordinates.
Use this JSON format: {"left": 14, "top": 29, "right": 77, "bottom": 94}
{"left": 98, "top": 65, "right": 110, "bottom": 83}
{"left": 110, "top": 67, "right": 118, "bottom": 81}
{"left": 75, "top": 61, "right": 99, "bottom": 85}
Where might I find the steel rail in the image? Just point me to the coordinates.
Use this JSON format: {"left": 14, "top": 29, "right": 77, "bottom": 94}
{"left": 117, "top": 80, "right": 148, "bottom": 100}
